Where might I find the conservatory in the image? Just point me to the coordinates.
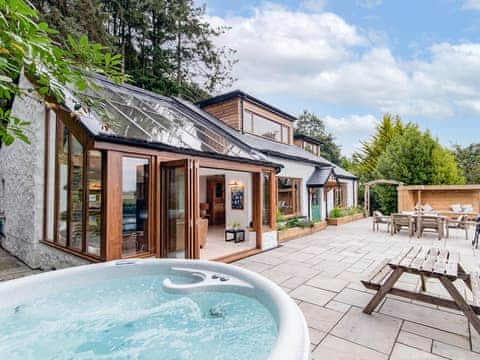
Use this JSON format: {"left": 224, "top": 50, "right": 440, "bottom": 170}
{"left": 0, "top": 74, "right": 280, "bottom": 269}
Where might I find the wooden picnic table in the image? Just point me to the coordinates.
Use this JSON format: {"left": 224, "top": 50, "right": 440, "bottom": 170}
{"left": 361, "top": 246, "right": 480, "bottom": 334}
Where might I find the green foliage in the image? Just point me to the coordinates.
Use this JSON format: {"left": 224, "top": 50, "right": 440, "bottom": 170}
{"left": 33, "top": 0, "right": 236, "bottom": 102}
{"left": 350, "top": 114, "right": 404, "bottom": 181}
{"left": 329, "top": 207, "right": 343, "bottom": 218}
{"left": 276, "top": 216, "right": 316, "bottom": 230}
{"left": 453, "top": 143, "right": 480, "bottom": 184}
{"left": 294, "top": 110, "right": 342, "bottom": 164}
{"left": 371, "top": 186, "right": 397, "bottom": 215}
{"left": 0, "top": 0, "right": 124, "bottom": 145}
{"left": 276, "top": 209, "right": 287, "bottom": 223}
{"left": 329, "top": 206, "right": 363, "bottom": 218}
{"left": 376, "top": 125, "right": 464, "bottom": 186}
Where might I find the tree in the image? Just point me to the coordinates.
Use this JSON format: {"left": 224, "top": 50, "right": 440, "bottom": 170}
{"left": 453, "top": 143, "right": 480, "bottom": 184}
{"left": 294, "top": 110, "right": 342, "bottom": 164}
{"left": 36, "top": 0, "right": 236, "bottom": 102}
{"left": 0, "top": 0, "right": 123, "bottom": 145}
{"left": 376, "top": 125, "right": 464, "bottom": 185}
{"left": 31, "top": 0, "right": 112, "bottom": 46}
{"left": 372, "top": 125, "right": 464, "bottom": 214}
{"left": 351, "top": 113, "right": 404, "bottom": 181}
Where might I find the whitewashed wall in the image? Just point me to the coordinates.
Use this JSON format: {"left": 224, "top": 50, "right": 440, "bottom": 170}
{"left": 0, "top": 74, "right": 88, "bottom": 269}
{"left": 274, "top": 157, "right": 316, "bottom": 218}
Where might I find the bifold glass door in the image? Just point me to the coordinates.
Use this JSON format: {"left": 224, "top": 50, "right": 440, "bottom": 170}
{"left": 161, "top": 159, "right": 199, "bottom": 259}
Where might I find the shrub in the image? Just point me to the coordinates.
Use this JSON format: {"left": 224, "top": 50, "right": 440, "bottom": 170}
{"left": 329, "top": 207, "right": 344, "bottom": 218}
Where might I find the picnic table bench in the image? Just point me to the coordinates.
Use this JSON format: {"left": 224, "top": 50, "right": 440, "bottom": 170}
{"left": 361, "top": 246, "right": 480, "bottom": 334}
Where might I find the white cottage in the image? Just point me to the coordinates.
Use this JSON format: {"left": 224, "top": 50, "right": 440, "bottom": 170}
{"left": 197, "top": 90, "right": 359, "bottom": 223}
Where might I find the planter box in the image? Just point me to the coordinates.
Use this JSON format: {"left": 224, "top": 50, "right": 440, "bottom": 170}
{"left": 277, "top": 221, "right": 327, "bottom": 243}
{"left": 327, "top": 213, "right": 364, "bottom": 226}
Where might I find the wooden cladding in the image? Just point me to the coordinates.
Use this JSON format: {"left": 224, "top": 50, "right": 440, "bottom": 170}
{"left": 202, "top": 98, "right": 241, "bottom": 130}
{"left": 201, "top": 96, "right": 294, "bottom": 145}
{"left": 398, "top": 186, "right": 480, "bottom": 213}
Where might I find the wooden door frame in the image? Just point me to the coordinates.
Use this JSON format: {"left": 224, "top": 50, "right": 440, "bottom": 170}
{"left": 105, "top": 152, "right": 155, "bottom": 260}
{"left": 159, "top": 159, "right": 199, "bottom": 259}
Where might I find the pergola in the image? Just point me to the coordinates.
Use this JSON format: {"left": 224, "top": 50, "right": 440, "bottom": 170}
{"left": 364, "top": 179, "right": 404, "bottom": 215}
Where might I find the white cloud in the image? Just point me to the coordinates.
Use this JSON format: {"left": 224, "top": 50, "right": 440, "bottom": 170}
{"left": 207, "top": 4, "right": 480, "bottom": 154}
{"left": 323, "top": 114, "right": 378, "bottom": 156}
{"left": 300, "top": 0, "right": 327, "bottom": 12}
{"left": 357, "top": 0, "right": 383, "bottom": 9}
{"left": 462, "top": 0, "right": 480, "bottom": 10}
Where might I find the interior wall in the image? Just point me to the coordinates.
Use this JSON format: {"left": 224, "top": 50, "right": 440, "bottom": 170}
{"left": 199, "top": 168, "right": 252, "bottom": 229}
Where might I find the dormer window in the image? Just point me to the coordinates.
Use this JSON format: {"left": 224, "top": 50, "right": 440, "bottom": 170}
{"left": 243, "top": 109, "right": 290, "bottom": 144}
{"left": 303, "top": 142, "right": 320, "bottom": 156}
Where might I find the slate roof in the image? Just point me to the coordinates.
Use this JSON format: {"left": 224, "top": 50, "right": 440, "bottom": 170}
{"left": 240, "top": 133, "right": 358, "bottom": 180}
{"left": 293, "top": 133, "right": 324, "bottom": 146}
{"left": 306, "top": 167, "right": 335, "bottom": 187}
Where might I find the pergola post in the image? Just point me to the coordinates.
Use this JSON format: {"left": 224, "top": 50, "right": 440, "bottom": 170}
{"left": 362, "top": 179, "right": 404, "bottom": 216}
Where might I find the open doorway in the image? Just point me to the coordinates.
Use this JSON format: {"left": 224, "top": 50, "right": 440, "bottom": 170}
{"left": 199, "top": 168, "right": 256, "bottom": 260}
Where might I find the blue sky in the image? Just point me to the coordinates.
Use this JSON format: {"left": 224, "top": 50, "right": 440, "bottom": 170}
{"left": 198, "top": 0, "right": 480, "bottom": 156}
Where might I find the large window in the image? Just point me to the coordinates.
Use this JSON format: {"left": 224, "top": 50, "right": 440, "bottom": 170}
{"left": 334, "top": 184, "right": 348, "bottom": 208}
{"left": 86, "top": 151, "right": 102, "bottom": 256}
{"left": 262, "top": 173, "right": 271, "bottom": 226}
{"left": 122, "top": 157, "right": 149, "bottom": 256}
{"left": 277, "top": 177, "right": 302, "bottom": 217}
{"left": 243, "top": 110, "right": 289, "bottom": 144}
{"left": 53, "top": 120, "right": 104, "bottom": 258}
{"left": 70, "top": 136, "right": 84, "bottom": 249}
{"left": 303, "top": 142, "right": 320, "bottom": 156}
{"left": 56, "top": 124, "right": 69, "bottom": 246}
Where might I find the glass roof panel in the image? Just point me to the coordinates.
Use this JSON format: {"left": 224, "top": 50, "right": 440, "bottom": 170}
{"left": 75, "top": 78, "right": 266, "bottom": 161}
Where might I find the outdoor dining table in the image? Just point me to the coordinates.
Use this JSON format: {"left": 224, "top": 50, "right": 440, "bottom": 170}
{"left": 398, "top": 212, "right": 448, "bottom": 239}
{"left": 361, "top": 246, "right": 480, "bottom": 334}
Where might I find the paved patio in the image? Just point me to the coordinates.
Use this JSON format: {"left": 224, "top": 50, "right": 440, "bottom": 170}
{"left": 0, "top": 247, "right": 39, "bottom": 281}
{"left": 236, "top": 218, "right": 480, "bottom": 360}
{"left": 1, "top": 219, "right": 480, "bottom": 359}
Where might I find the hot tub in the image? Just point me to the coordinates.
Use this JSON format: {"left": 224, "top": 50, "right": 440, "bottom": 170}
{"left": 0, "top": 259, "right": 309, "bottom": 359}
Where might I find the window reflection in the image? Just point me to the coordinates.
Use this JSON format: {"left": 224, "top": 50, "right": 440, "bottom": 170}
{"left": 166, "top": 166, "right": 186, "bottom": 258}
{"left": 122, "top": 157, "right": 149, "bottom": 256}
{"left": 243, "top": 110, "right": 286, "bottom": 143}
{"left": 70, "top": 136, "right": 84, "bottom": 249}
{"left": 278, "top": 177, "right": 302, "bottom": 217}
{"left": 84, "top": 81, "right": 260, "bottom": 160}
{"left": 262, "top": 173, "right": 271, "bottom": 226}
{"left": 56, "top": 123, "right": 69, "bottom": 246}
{"left": 86, "top": 150, "right": 102, "bottom": 256}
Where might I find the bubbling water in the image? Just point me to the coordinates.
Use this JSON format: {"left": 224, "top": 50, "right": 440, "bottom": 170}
{"left": 0, "top": 274, "right": 278, "bottom": 360}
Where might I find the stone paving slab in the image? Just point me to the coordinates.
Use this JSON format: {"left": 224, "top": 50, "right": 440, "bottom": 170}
{"left": 238, "top": 217, "right": 480, "bottom": 359}
{"left": 0, "top": 247, "right": 37, "bottom": 281}
{"left": 331, "top": 307, "right": 402, "bottom": 354}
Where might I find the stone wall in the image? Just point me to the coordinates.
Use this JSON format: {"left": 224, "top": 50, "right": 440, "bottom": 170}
{"left": 0, "top": 74, "right": 89, "bottom": 269}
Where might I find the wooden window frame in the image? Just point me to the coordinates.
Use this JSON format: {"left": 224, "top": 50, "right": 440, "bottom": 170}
{"left": 243, "top": 109, "right": 289, "bottom": 144}
{"left": 120, "top": 154, "right": 155, "bottom": 258}
{"left": 277, "top": 176, "right": 303, "bottom": 218}
{"left": 46, "top": 116, "right": 105, "bottom": 261}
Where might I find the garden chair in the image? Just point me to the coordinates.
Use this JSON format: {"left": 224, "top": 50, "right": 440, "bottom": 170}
{"left": 391, "top": 214, "right": 415, "bottom": 237}
{"left": 372, "top": 210, "right": 391, "bottom": 232}
{"left": 446, "top": 214, "right": 469, "bottom": 240}
{"left": 473, "top": 216, "right": 480, "bottom": 249}
{"left": 417, "top": 215, "right": 443, "bottom": 240}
